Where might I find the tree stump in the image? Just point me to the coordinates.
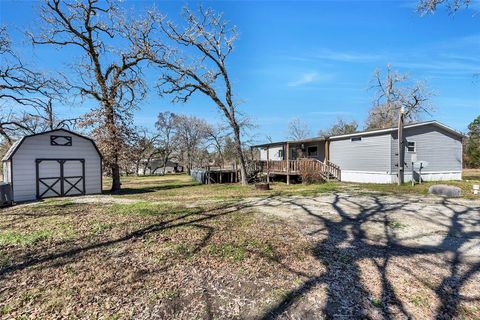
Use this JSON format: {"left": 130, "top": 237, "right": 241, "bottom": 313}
{"left": 255, "top": 183, "right": 270, "bottom": 191}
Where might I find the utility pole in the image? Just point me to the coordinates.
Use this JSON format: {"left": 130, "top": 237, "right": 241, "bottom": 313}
{"left": 398, "top": 107, "right": 405, "bottom": 185}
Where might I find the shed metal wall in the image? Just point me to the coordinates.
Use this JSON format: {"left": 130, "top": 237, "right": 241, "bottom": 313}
{"left": 10, "top": 130, "right": 101, "bottom": 202}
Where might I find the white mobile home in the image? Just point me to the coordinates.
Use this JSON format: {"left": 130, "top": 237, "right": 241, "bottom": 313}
{"left": 3, "top": 129, "right": 102, "bottom": 202}
{"left": 253, "top": 121, "right": 463, "bottom": 184}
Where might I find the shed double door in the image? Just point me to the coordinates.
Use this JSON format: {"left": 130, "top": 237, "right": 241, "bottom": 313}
{"left": 36, "top": 159, "right": 85, "bottom": 199}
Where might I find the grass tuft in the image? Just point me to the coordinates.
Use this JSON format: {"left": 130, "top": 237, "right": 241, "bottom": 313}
{"left": 388, "top": 220, "right": 406, "bottom": 229}
{"left": 0, "top": 230, "right": 52, "bottom": 246}
{"left": 109, "top": 202, "right": 201, "bottom": 216}
{"left": 208, "top": 243, "right": 247, "bottom": 262}
{"left": 409, "top": 294, "right": 429, "bottom": 307}
{"left": 371, "top": 298, "right": 383, "bottom": 308}
{"left": 91, "top": 222, "right": 114, "bottom": 234}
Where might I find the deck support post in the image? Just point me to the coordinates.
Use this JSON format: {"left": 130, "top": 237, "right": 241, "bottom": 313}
{"left": 266, "top": 146, "right": 270, "bottom": 183}
{"left": 398, "top": 108, "right": 405, "bottom": 185}
{"left": 286, "top": 142, "right": 290, "bottom": 185}
{"left": 324, "top": 140, "right": 329, "bottom": 162}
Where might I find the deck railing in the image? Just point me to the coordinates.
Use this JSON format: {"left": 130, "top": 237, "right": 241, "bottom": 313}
{"left": 254, "top": 158, "right": 341, "bottom": 181}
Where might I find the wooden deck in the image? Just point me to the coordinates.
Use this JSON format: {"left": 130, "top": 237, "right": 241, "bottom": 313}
{"left": 254, "top": 158, "right": 341, "bottom": 181}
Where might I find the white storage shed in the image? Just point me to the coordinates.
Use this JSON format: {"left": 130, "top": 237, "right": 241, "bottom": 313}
{"left": 2, "top": 129, "right": 102, "bottom": 202}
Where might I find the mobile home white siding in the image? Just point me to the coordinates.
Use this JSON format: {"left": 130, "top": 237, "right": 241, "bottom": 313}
{"left": 259, "top": 145, "right": 284, "bottom": 161}
{"left": 6, "top": 130, "right": 102, "bottom": 202}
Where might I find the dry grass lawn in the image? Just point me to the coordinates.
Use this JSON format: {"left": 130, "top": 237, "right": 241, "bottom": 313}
{"left": 0, "top": 174, "right": 479, "bottom": 319}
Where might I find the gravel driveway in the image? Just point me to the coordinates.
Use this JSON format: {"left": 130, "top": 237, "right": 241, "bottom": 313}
{"left": 247, "top": 192, "right": 480, "bottom": 319}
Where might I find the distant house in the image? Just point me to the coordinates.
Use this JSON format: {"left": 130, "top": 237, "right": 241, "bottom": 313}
{"left": 138, "top": 159, "right": 183, "bottom": 175}
{"left": 252, "top": 121, "right": 463, "bottom": 184}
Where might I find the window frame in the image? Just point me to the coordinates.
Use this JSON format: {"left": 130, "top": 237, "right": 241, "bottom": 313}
{"left": 307, "top": 145, "right": 318, "bottom": 157}
{"left": 50, "top": 135, "right": 72, "bottom": 146}
{"left": 406, "top": 141, "right": 416, "bottom": 153}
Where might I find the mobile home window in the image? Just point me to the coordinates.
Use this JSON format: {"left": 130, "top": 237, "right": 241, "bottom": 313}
{"left": 351, "top": 137, "right": 362, "bottom": 142}
{"left": 407, "top": 141, "right": 416, "bottom": 152}
{"left": 307, "top": 146, "right": 318, "bottom": 156}
{"left": 278, "top": 149, "right": 284, "bottom": 158}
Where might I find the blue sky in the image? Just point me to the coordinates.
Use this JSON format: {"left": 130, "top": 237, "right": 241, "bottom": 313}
{"left": 1, "top": 0, "right": 479, "bottom": 143}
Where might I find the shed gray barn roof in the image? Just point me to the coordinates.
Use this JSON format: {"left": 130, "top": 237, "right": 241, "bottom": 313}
{"left": 2, "top": 128, "right": 102, "bottom": 161}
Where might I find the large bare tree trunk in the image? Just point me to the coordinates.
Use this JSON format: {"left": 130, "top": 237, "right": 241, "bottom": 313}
{"left": 233, "top": 126, "right": 247, "bottom": 184}
{"left": 162, "top": 156, "right": 169, "bottom": 175}
{"left": 111, "top": 163, "right": 121, "bottom": 191}
{"left": 105, "top": 103, "right": 121, "bottom": 192}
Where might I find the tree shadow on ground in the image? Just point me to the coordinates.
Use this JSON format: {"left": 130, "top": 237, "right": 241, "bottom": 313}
{"left": 258, "top": 194, "right": 480, "bottom": 319}
{"left": 111, "top": 182, "right": 201, "bottom": 195}
{"left": 0, "top": 201, "right": 247, "bottom": 278}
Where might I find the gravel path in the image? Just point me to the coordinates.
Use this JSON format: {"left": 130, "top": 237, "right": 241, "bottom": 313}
{"left": 246, "top": 192, "right": 480, "bottom": 319}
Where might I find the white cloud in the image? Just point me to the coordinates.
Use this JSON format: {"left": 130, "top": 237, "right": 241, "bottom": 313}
{"left": 285, "top": 49, "right": 384, "bottom": 63}
{"left": 287, "top": 72, "right": 333, "bottom": 87}
{"left": 287, "top": 72, "right": 318, "bottom": 87}
{"left": 312, "top": 49, "right": 384, "bottom": 62}
{"left": 309, "top": 111, "right": 354, "bottom": 116}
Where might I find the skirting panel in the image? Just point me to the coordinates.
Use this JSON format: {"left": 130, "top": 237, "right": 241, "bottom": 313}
{"left": 340, "top": 171, "right": 395, "bottom": 184}
{"left": 341, "top": 171, "right": 462, "bottom": 184}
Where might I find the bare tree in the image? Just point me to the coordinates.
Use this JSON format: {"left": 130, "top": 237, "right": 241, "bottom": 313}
{"left": 287, "top": 117, "right": 311, "bottom": 140}
{"left": 155, "top": 111, "right": 178, "bottom": 175}
{"left": 205, "top": 124, "right": 228, "bottom": 168}
{"left": 366, "top": 65, "right": 433, "bottom": 130}
{"left": 318, "top": 118, "right": 358, "bottom": 137}
{"left": 173, "top": 114, "right": 210, "bottom": 175}
{"left": 127, "top": 128, "right": 161, "bottom": 176}
{"left": 30, "top": 0, "right": 159, "bottom": 192}
{"left": 153, "top": 7, "right": 249, "bottom": 185}
{"left": 417, "top": 0, "right": 474, "bottom": 14}
{"left": 0, "top": 26, "right": 74, "bottom": 145}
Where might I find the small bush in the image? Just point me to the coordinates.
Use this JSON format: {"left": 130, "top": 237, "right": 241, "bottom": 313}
{"left": 298, "top": 163, "right": 325, "bottom": 184}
